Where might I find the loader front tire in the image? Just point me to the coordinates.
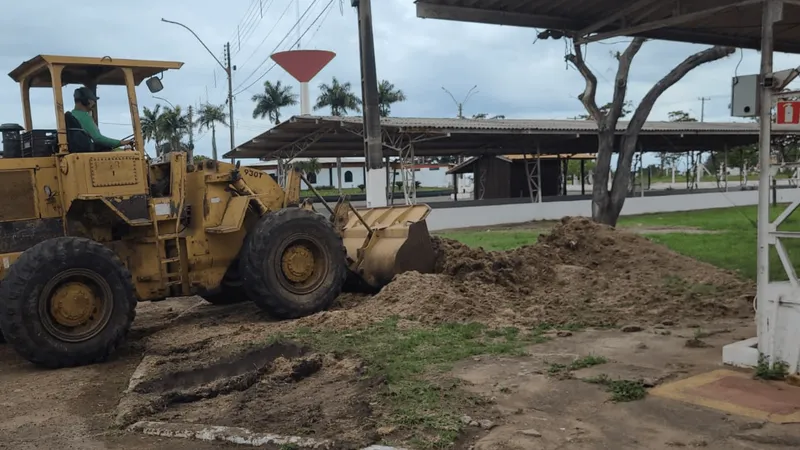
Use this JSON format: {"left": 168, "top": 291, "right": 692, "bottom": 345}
{"left": 0, "top": 237, "right": 137, "bottom": 369}
{"left": 242, "top": 208, "right": 347, "bottom": 319}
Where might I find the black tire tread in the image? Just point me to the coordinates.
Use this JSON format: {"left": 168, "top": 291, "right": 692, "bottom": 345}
{"left": 241, "top": 208, "right": 347, "bottom": 319}
{"left": 203, "top": 233, "right": 253, "bottom": 306}
{"left": 0, "top": 237, "right": 137, "bottom": 368}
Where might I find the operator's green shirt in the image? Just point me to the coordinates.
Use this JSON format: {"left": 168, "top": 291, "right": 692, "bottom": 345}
{"left": 70, "top": 109, "right": 122, "bottom": 148}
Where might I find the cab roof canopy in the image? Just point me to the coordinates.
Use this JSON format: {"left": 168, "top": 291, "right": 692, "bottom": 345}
{"left": 8, "top": 55, "right": 184, "bottom": 88}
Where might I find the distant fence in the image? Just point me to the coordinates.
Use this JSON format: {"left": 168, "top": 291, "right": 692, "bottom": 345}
{"left": 426, "top": 188, "right": 800, "bottom": 231}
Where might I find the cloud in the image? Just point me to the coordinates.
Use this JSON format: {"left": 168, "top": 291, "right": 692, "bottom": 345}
{"left": 0, "top": 0, "right": 785, "bottom": 166}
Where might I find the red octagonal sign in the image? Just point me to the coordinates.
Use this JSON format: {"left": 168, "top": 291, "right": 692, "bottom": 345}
{"left": 271, "top": 50, "right": 336, "bottom": 83}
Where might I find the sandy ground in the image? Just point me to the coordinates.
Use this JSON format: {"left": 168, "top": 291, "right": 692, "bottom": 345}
{"left": 0, "top": 219, "right": 794, "bottom": 449}
{"left": 0, "top": 299, "right": 239, "bottom": 450}
{"left": 458, "top": 319, "right": 800, "bottom": 450}
{"left": 3, "top": 303, "right": 800, "bottom": 449}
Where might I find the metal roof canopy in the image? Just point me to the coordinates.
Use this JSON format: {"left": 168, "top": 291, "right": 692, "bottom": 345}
{"left": 415, "top": 0, "right": 800, "bottom": 53}
{"left": 225, "top": 115, "right": 791, "bottom": 160}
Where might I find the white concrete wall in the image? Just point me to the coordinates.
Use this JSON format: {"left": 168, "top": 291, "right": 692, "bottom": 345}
{"left": 426, "top": 189, "right": 800, "bottom": 231}
{"left": 259, "top": 167, "right": 366, "bottom": 189}
{"left": 260, "top": 166, "right": 455, "bottom": 189}
{"left": 390, "top": 168, "right": 452, "bottom": 188}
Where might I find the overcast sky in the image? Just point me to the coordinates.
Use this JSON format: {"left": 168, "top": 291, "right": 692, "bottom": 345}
{"left": 1, "top": 0, "right": 797, "bottom": 168}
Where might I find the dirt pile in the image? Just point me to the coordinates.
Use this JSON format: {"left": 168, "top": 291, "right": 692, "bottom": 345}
{"left": 294, "top": 217, "right": 752, "bottom": 330}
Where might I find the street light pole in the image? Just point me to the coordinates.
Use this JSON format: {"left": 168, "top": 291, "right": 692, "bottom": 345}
{"left": 161, "top": 18, "right": 235, "bottom": 161}
{"left": 352, "top": 0, "right": 386, "bottom": 207}
{"left": 152, "top": 96, "right": 176, "bottom": 109}
{"left": 225, "top": 42, "right": 235, "bottom": 162}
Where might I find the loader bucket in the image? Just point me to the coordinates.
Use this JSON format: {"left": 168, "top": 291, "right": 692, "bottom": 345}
{"left": 339, "top": 203, "right": 436, "bottom": 291}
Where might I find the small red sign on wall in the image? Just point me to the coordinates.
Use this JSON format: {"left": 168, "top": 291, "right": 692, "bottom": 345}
{"left": 777, "top": 101, "right": 800, "bottom": 124}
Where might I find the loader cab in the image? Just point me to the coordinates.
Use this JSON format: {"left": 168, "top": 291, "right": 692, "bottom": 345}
{"left": 5, "top": 55, "right": 184, "bottom": 159}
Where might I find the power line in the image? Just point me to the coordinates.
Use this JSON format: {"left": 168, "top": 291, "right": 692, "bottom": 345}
{"left": 226, "top": 0, "right": 262, "bottom": 47}
{"left": 235, "top": 0, "right": 320, "bottom": 89}
{"left": 233, "top": 0, "right": 328, "bottom": 95}
{"left": 306, "top": 1, "right": 335, "bottom": 44}
{"left": 234, "top": 0, "right": 334, "bottom": 96}
{"left": 234, "top": 0, "right": 279, "bottom": 56}
{"left": 235, "top": 0, "right": 297, "bottom": 74}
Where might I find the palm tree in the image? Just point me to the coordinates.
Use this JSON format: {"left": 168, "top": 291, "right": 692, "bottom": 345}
{"left": 314, "top": 77, "right": 362, "bottom": 116}
{"left": 377, "top": 80, "right": 406, "bottom": 117}
{"left": 293, "top": 158, "right": 322, "bottom": 178}
{"left": 157, "top": 105, "right": 192, "bottom": 157}
{"left": 196, "top": 103, "right": 228, "bottom": 160}
{"left": 252, "top": 81, "right": 298, "bottom": 125}
{"left": 140, "top": 104, "right": 164, "bottom": 151}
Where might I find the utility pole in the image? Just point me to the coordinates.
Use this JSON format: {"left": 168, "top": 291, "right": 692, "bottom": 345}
{"left": 442, "top": 85, "right": 478, "bottom": 119}
{"left": 353, "top": 0, "right": 386, "bottom": 207}
{"left": 160, "top": 18, "right": 236, "bottom": 162}
{"left": 225, "top": 42, "right": 236, "bottom": 163}
{"left": 187, "top": 105, "right": 194, "bottom": 161}
{"left": 698, "top": 96, "right": 711, "bottom": 122}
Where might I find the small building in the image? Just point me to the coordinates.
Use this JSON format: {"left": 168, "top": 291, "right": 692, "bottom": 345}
{"left": 447, "top": 153, "right": 595, "bottom": 200}
{"left": 248, "top": 157, "right": 457, "bottom": 189}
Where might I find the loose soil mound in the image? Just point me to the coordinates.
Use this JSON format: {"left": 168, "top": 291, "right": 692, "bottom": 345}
{"left": 293, "top": 216, "right": 753, "bottom": 330}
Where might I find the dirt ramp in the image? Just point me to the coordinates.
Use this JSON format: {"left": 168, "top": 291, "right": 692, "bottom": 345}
{"left": 117, "top": 341, "right": 378, "bottom": 448}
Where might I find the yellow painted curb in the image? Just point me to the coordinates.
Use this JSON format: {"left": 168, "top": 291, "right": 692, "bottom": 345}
{"left": 650, "top": 369, "right": 800, "bottom": 424}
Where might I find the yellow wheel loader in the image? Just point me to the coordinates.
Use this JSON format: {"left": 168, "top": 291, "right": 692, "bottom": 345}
{"left": 0, "top": 55, "right": 436, "bottom": 368}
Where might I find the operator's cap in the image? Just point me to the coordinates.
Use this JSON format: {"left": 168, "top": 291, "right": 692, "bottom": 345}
{"left": 74, "top": 86, "right": 99, "bottom": 101}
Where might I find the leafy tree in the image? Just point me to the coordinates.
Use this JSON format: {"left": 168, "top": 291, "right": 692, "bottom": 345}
{"left": 157, "top": 105, "right": 192, "bottom": 158}
{"left": 472, "top": 113, "right": 506, "bottom": 119}
{"left": 657, "top": 110, "right": 697, "bottom": 172}
{"left": 567, "top": 159, "right": 596, "bottom": 178}
{"left": 377, "top": 80, "right": 406, "bottom": 117}
{"left": 576, "top": 101, "right": 633, "bottom": 120}
{"left": 140, "top": 105, "right": 164, "bottom": 150}
{"left": 667, "top": 110, "right": 697, "bottom": 122}
{"left": 252, "top": 80, "right": 298, "bottom": 124}
{"left": 293, "top": 158, "right": 322, "bottom": 177}
{"left": 314, "top": 77, "right": 362, "bottom": 116}
{"left": 560, "top": 35, "right": 735, "bottom": 225}
{"left": 195, "top": 103, "right": 228, "bottom": 160}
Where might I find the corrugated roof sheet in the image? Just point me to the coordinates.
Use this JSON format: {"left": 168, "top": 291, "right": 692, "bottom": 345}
{"left": 290, "top": 115, "right": 791, "bottom": 134}
{"left": 226, "top": 114, "right": 791, "bottom": 159}
{"left": 415, "top": 0, "right": 800, "bottom": 54}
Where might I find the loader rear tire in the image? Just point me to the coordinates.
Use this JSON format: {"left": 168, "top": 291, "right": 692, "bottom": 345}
{"left": 0, "top": 237, "right": 137, "bottom": 369}
{"left": 242, "top": 208, "right": 347, "bottom": 319}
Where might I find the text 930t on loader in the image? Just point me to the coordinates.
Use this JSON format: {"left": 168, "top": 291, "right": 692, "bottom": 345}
{"left": 0, "top": 55, "right": 436, "bottom": 368}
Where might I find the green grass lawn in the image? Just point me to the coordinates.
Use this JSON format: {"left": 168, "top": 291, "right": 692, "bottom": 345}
{"left": 274, "top": 319, "right": 552, "bottom": 449}
{"left": 438, "top": 204, "right": 800, "bottom": 281}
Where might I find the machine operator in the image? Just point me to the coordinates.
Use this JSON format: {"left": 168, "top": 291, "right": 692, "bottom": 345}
{"left": 71, "top": 87, "right": 131, "bottom": 151}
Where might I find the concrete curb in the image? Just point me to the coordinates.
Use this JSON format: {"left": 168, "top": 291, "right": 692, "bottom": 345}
{"left": 127, "top": 421, "right": 408, "bottom": 449}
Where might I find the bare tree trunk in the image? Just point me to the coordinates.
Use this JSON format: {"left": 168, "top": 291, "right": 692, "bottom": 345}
{"left": 566, "top": 38, "right": 735, "bottom": 226}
